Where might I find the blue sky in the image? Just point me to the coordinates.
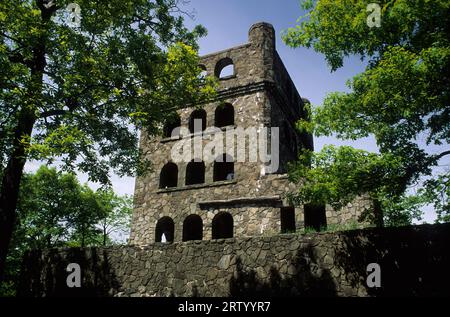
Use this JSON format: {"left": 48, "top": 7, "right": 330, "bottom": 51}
{"left": 26, "top": 0, "right": 443, "bottom": 222}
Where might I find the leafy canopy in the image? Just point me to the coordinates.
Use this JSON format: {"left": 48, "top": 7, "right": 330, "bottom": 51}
{"left": 15, "top": 165, "right": 132, "bottom": 248}
{"left": 1, "top": 165, "right": 132, "bottom": 296}
{"left": 283, "top": 0, "right": 450, "bottom": 224}
{"left": 94, "top": 188, "right": 133, "bottom": 246}
{"left": 1, "top": 0, "right": 216, "bottom": 184}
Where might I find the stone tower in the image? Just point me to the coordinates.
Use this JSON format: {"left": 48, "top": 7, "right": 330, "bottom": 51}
{"left": 129, "top": 22, "right": 369, "bottom": 245}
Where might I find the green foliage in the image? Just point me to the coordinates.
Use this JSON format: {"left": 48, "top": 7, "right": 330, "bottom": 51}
{"left": 96, "top": 189, "right": 133, "bottom": 246}
{"left": 0, "top": 165, "right": 132, "bottom": 296}
{"left": 283, "top": 0, "right": 450, "bottom": 224}
{"left": 301, "top": 227, "right": 319, "bottom": 234}
{"left": 16, "top": 166, "right": 81, "bottom": 249}
{"left": 299, "top": 221, "right": 367, "bottom": 234}
{"left": 65, "top": 185, "right": 104, "bottom": 247}
{"left": 288, "top": 145, "right": 405, "bottom": 209}
{"left": 1, "top": 0, "right": 216, "bottom": 185}
{"left": 421, "top": 174, "right": 450, "bottom": 223}
{"left": 381, "top": 193, "right": 426, "bottom": 227}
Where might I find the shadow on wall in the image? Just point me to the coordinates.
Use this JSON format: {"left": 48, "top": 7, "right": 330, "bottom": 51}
{"left": 230, "top": 244, "right": 337, "bottom": 297}
{"left": 17, "top": 247, "right": 120, "bottom": 297}
{"left": 332, "top": 226, "right": 450, "bottom": 297}
{"left": 229, "top": 224, "right": 450, "bottom": 297}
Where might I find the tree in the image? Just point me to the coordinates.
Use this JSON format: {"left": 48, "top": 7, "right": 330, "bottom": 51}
{"left": 65, "top": 185, "right": 104, "bottom": 247}
{"left": 283, "top": 0, "right": 450, "bottom": 225}
{"left": 421, "top": 174, "right": 450, "bottom": 223}
{"left": 0, "top": 0, "right": 216, "bottom": 280}
{"left": 16, "top": 165, "right": 80, "bottom": 249}
{"left": 1, "top": 165, "right": 133, "bottom": 295}
{"left": 96, "top": 189, "right": 132, "bottom": 246}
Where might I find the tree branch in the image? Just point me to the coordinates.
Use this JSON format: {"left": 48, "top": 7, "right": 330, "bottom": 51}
{"left": 39, "top": 109, "right": 68, "bottom": 118}
{"left": 7, "top": 51, "right": 34, "bottom": 68}
{"left": 435, "top": 150, "right": 450, "bottom": 161}
{"left": 1, "top": 32, "right": 22, "bottom": 44}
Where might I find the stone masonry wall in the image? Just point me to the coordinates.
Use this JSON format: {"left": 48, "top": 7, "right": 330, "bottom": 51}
{"left": 19, "top": 223, "right": 450, "bottom": 297}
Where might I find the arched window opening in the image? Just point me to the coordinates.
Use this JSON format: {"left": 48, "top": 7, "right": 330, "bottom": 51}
{"left": 280, "top": 207, "right": 296, "bottom": 233}
{"left": 215, "top": 57, "right": 235, "bottom": 79}
{"left": 188, "top": 109, "right": 207, "bottom": 133}
{"left": 159, "top": 162, "right": 178, "bottom": 189}
{"left": 219, "top": 65, "right": 234, "bottom": 78}
{"left": 212, "top": 212, "right": 233, "bottom": 239}
{"left": 185, "top": 160, "right": 205, "bottom": 185}
{"left": 304, "top": 204, "right": 327, "bottom": 232}
{"left": 213, "top": 154, "right": 234, "bottom": 182}
{"left": 163, "top": 115, "right": 181, "bottom": 138}
{"left": 155, "top": 217, "right": 174, "bottom": 243}
{"left": 215, "top": 103, "right": 234, "bottom": 128}
{"left": 182, "top": 214, "right": 203, "bottom": 241}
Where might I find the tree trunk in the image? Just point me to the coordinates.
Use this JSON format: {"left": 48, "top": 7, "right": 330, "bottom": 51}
{"left": 373, "top": 197, "right": 384, "bottom": 228}
{"left": 81, "top": 223, "right": 85, "bottom": 248}
{"left": 103, "top": 227, "right": 107, "bottom": 246}
{"left": 0, "top": 109, "right": 36, "bottom": 282}
{"left": 0, "top": 1, "right": 50, "bottom": 282}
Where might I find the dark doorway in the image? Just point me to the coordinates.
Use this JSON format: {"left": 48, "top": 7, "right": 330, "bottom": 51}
{"left": 185, "top": 160, "right": 205, "bottom": 185}
{"left": 215, "top": 103, "right": 234, "bottom": 128}
{"left": 280, "top": 207, "right": 296, "bottom": 233}
{"left": 213, "top": 154, "right": 234, "bottom": 182}
{"left": 212, "top": 212, "right": 233, "bottom": 239}
{"left": 304, "top": 204, "right": 327, "bottom": 232}
{"left": 155, "top": 217, "right": 175, "bottom": 243}
{"left": 159, "top": 162, "right": 178, "bottom": 189}
{"left": 182, "top": 214, "right": 203, "bottom": 241}
{"left": 163, "top": 115, "right": 181, "bottom": 138}
{"left": 188, "top": 109, "right": 207, "bottom": 133}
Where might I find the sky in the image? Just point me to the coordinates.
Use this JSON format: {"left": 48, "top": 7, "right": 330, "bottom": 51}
{"left": 25, "top": 0, "right": 442, "bottom": 222}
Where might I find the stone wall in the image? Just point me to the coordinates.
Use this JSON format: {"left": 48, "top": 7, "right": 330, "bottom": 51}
{"left": 19, "top": 223, "right": 450, "bottom": 297}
